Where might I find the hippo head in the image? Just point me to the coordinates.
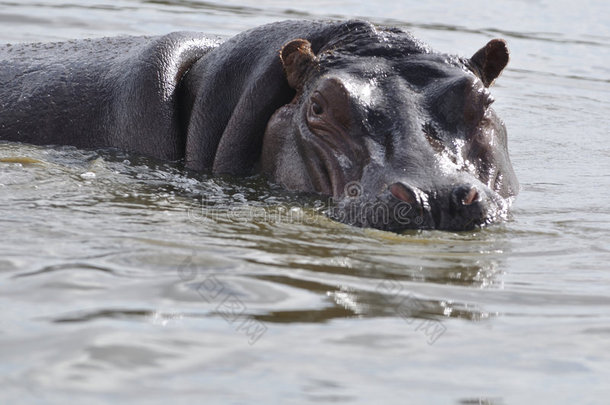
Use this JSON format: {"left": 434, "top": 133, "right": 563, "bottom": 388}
{"left": 260, "top": 23, "right": 519, "bottom": 231}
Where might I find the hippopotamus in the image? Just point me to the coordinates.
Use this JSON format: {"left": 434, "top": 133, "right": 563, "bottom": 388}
{"left": 0, "top": 20, "right": 518, "bottom": 231}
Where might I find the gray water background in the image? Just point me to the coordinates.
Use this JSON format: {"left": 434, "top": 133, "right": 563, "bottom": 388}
{"left": 0, "top": 1, "right": 609, "bottom": 404}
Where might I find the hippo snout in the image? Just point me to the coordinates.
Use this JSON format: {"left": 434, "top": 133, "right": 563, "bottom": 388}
{"left": 385, "top": 182, "right": 500, "bottom": 231}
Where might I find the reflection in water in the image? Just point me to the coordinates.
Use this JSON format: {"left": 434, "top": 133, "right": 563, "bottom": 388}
{"left": 1, "top": 144, "right": 509, "bottom": 331}
{"left": 176, "top": 177, "right": 509, "bottom": 325}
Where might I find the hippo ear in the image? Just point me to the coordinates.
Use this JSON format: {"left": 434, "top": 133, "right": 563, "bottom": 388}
{"left": 469, "top": 39, "right": 509, "bottom": 87}
{"left": 280, "top": 39, "right": 316, "bottom": 91}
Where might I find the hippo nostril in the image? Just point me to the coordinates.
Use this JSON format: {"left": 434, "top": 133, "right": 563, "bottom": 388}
{"left": 389, "top": 182, "right": 418, "bottom": 205}
{"left": 452, "top": 185, "right": 480, "bottom": 207}
{"left": 462, "top": 187, "right": 479, "bottom": 206}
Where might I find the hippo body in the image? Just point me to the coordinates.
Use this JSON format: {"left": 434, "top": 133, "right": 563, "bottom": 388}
{"left": 0, "top": 20, "right": 519, "bottom": 231}
{"left": 0, "top": 33, "right": 218, "bottom": 159}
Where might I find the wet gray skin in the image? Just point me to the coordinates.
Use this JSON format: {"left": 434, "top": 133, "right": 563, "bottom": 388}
{"left": 261, "top": 25, "right": 519, "bottom": 231}
{"left": 0, "top": 20, "right": 518, "bottom": 232}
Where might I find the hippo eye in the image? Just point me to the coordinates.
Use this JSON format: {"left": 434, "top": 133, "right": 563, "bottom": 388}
{"left": 311, "top": 101, "right": 324, "bottom": 115}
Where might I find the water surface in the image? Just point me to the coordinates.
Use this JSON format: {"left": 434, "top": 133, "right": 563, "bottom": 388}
{"left": 1, "top": 1, "right": 609, "bottom": 404}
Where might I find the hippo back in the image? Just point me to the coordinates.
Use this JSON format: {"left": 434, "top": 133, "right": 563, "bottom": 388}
{"left": 0, "top": 33, "right": 219, "bottom": 160}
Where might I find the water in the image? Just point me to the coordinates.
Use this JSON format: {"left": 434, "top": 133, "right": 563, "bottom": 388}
{"left": 1, "top": 1, "right": 609, "bottom": 403}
